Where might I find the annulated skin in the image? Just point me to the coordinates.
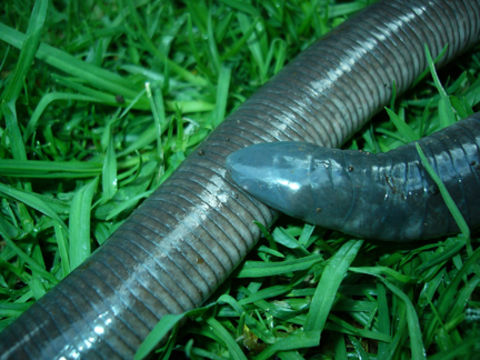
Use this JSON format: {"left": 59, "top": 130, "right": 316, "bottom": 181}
{"left": 1, "top": 0, "right": 480, "bottom": 358}
{"left": 227, "top": 115, "right": 480, "bottom": 241}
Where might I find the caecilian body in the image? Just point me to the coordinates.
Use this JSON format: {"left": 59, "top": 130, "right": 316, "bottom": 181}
{"left": 227, "top": 114, "right": 480, "bottom": 241}
{"left": 1, "top": 0, "right": 479, "bottom": 358}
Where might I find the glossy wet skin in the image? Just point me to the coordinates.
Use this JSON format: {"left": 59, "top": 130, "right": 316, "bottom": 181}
{"left": 1, "top": 0, "right": 479, "bottom": 358}
{"left": 227, "top": 142, "right": 361, "bottom": 225}
{"left": 227, "top": 115, "right": 480, "bottom": 241}
{"left": 227, "top": 142, "right": 316, "bottom": 216}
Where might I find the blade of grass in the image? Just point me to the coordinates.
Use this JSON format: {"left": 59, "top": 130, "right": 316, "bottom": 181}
{"left": 334, "top": 334, "right": 348, "bottom": 360}
{"left": 145, "top": 82, "right": 166, "bottom": 163}
{"left": 254, "top": 240, "right": 363, "bottom": 359}
{"left": 424, "top": 246, "right": 480, "bottom": 347}
{"left": 272, "top": 227, "right": 309, "bottom": 255}
{"left": 25, "top": 92, "right": 104, "bottom": 140}
{"left": 376, "top": 283, "right": 391, "bottom": 360}
{"left": 0, "top": 223, "right": 58, "bottom": 284}
{"left": 304, "top": 240, "right": 363, "bottom": 332}
{"left": 427, "top": 337, "right": 479, "bottom": 360}
{"left": 237, "top": 13, "right": 267, "bottom": 83}
{"left": 207, "top": 11, "right": 221, "bottom": 74}
{"left": 134, "top": 313, "right": 184, "bottom": 360}
{"left": 424, "top": 45, "right": 456, "bottom": 128}
{"left": 0, "top": 0, "right": 47, "bottom": 103}
{"left": 352, "top": 266, "right": 426, "bottom": 360}
{"left": 211, "top": 65, "right": 231, "bottom": 128}
{"left": 384, "top": 107, "right": 418, "bottom": 142}
{"left": 101, "top": 114, "right": 119, "bottom": 203}
{"left": 29, "top": 245, "right": 48, "bottom": 299}
{"left": 102, "top": 189, "right": 154, "bottom": 221}
{"left": 349, "top": 266, "right": 412, "bottom": 283}
{"left": 219, "top": 0, "right": 259, "bottom": 16}
{"left": 410, "top": 45, "right": 448, "bottom": 88}
{"left": 298, "top": 224, "right": 316, "bottom": 248}
{"left": 1, "top": 0, "right": 48, "bottom": 160}
{"left": 101, "top": 135, "right": 118, "bottom": 203}
{"left": 0, "top": 159, "right": 102, "bottom": 178}
{"left": 416, "top": 238, "right": 466, "bottom": 274}
{"left": 0, "top": 23, "right": 147, "bottom": 107}
{"left": 205, "top": 317, "right": 248, "bottom": 360}
{"left": 2, "top": 103, "right": 25, "bottom": 160}
{"left": 51, "top": 75, "right": 130, "bottom": 107}
{"left": 348, "top": 335, "right": 370, "bottom": 358}
{"left": 237, "top": 285, "right": 293, "bottom": 306}
{"left": 53, "top": 223, "right": 70, "bottom": 277}
{"left": 69, "top": 177, "right": 98, "bottom": 270}
{"left": 237, "top": 254, "right": 322, "bottom": 278}
{"left": 0, "top": 183, "right": 67, "bottom": 229}
{"left": 327, "top": 314, "right": 391, "bottom": 342}
{"left": 123, "top": 0, "right": 207, "bottom": 87}
{"left": 381, "top": 279, "right": 426, "bottom": 360}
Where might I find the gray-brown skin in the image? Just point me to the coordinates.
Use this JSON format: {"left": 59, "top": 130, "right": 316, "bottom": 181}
{"left": 1, "top": 0, "right": 480, "bottom": 358}
{"left": 227, "top": 115, "right": 480, "bottom": 241}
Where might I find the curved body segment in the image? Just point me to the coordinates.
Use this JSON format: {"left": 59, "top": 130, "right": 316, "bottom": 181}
{"left": 1, "top": 0, "right": 480, "bottom": 358}
{"left": 227, "top": 115, "right": 480, "bottom": 241}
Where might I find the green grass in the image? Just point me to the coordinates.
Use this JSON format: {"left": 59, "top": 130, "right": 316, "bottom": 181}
{"left": 1, "top": 0, "right": 479, "bottom": 359}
